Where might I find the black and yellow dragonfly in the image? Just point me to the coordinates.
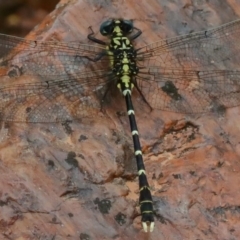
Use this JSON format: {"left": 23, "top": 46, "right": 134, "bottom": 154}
{"left": 0, "top": 18, "right": 240, "bottom": 232}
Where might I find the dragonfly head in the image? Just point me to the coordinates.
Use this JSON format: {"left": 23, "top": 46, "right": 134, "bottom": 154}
{"left": 100, "top": 19, "right": 133, "bottom": 36}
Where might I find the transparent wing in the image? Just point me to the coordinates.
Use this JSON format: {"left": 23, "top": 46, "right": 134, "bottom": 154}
{"left": 1, "top": 19, "right": 240, "bottom": 121}
{"left": 136, "top": 19, "right": 240, "bottom": 113}
{"left": 0, "top": 34, "right": 110, "bottom": 79}
{"left": 0, "top": 34, "right": 113, "bottom": 122}
{"left": 137, "top": 69, "right": 240, "bottom": 113}
{"left": 138, "top": 19, "right": 240, "bottom": 70}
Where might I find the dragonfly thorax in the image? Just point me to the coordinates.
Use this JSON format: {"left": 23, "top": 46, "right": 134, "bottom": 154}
{"left": 103, "top": 20, "right": 138, "bottom": 93}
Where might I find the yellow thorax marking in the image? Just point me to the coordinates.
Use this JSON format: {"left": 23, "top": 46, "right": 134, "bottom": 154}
{"left": 122, "top": 52, "right": 129, "bottom": 63}
{"left": 113, "top": 26, "right": 121, "bottom": 33}
{"left": 122, "top": 64, "right": 129, "bottom": 73}
{"left": 112, "top": 36, "right": 131, "bottom": 50}
{"left": 113, "top": 37, "right": 121, "bottom": 46}
{"left": 121, "top": 75, "right": 130, "bottom": 88}
{"left": 117, "top": 83, "right": 121, "bottom": 89}
{"left": 124, "top": 38, "right": 130, "bottom": 45}
{"left": 113, "top": 26, "right": 123, "bottom": 37}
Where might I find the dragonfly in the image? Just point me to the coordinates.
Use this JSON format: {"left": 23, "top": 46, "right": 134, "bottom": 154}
{"left": 0, "top": 18, "right": 240, "bottom": 232}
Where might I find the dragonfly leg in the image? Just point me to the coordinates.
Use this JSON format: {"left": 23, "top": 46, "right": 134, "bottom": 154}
{"left": 133, "top": 77, "right": 153, "bottom": 111}
{"left": 80, "top": 51, "right": 106, "bottom": 62}
{"left": 78, "top": 26, "right": 108, "bottom": 62}
{"left": 88, "top": 26, "right": 107, "bottom": 45}
{"left": 129, "top": 27, "right": 142, "bottom": 40}
{"left": 100, "top": 82, "right": 112, "bottom": 111}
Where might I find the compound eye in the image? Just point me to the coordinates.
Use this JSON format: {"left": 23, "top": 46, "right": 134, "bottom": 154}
{"left": 121, "top": 20, "right": 133, "bottom": 33}
{"left": 100, "top": 20, "right": 114, "bottom": 35}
